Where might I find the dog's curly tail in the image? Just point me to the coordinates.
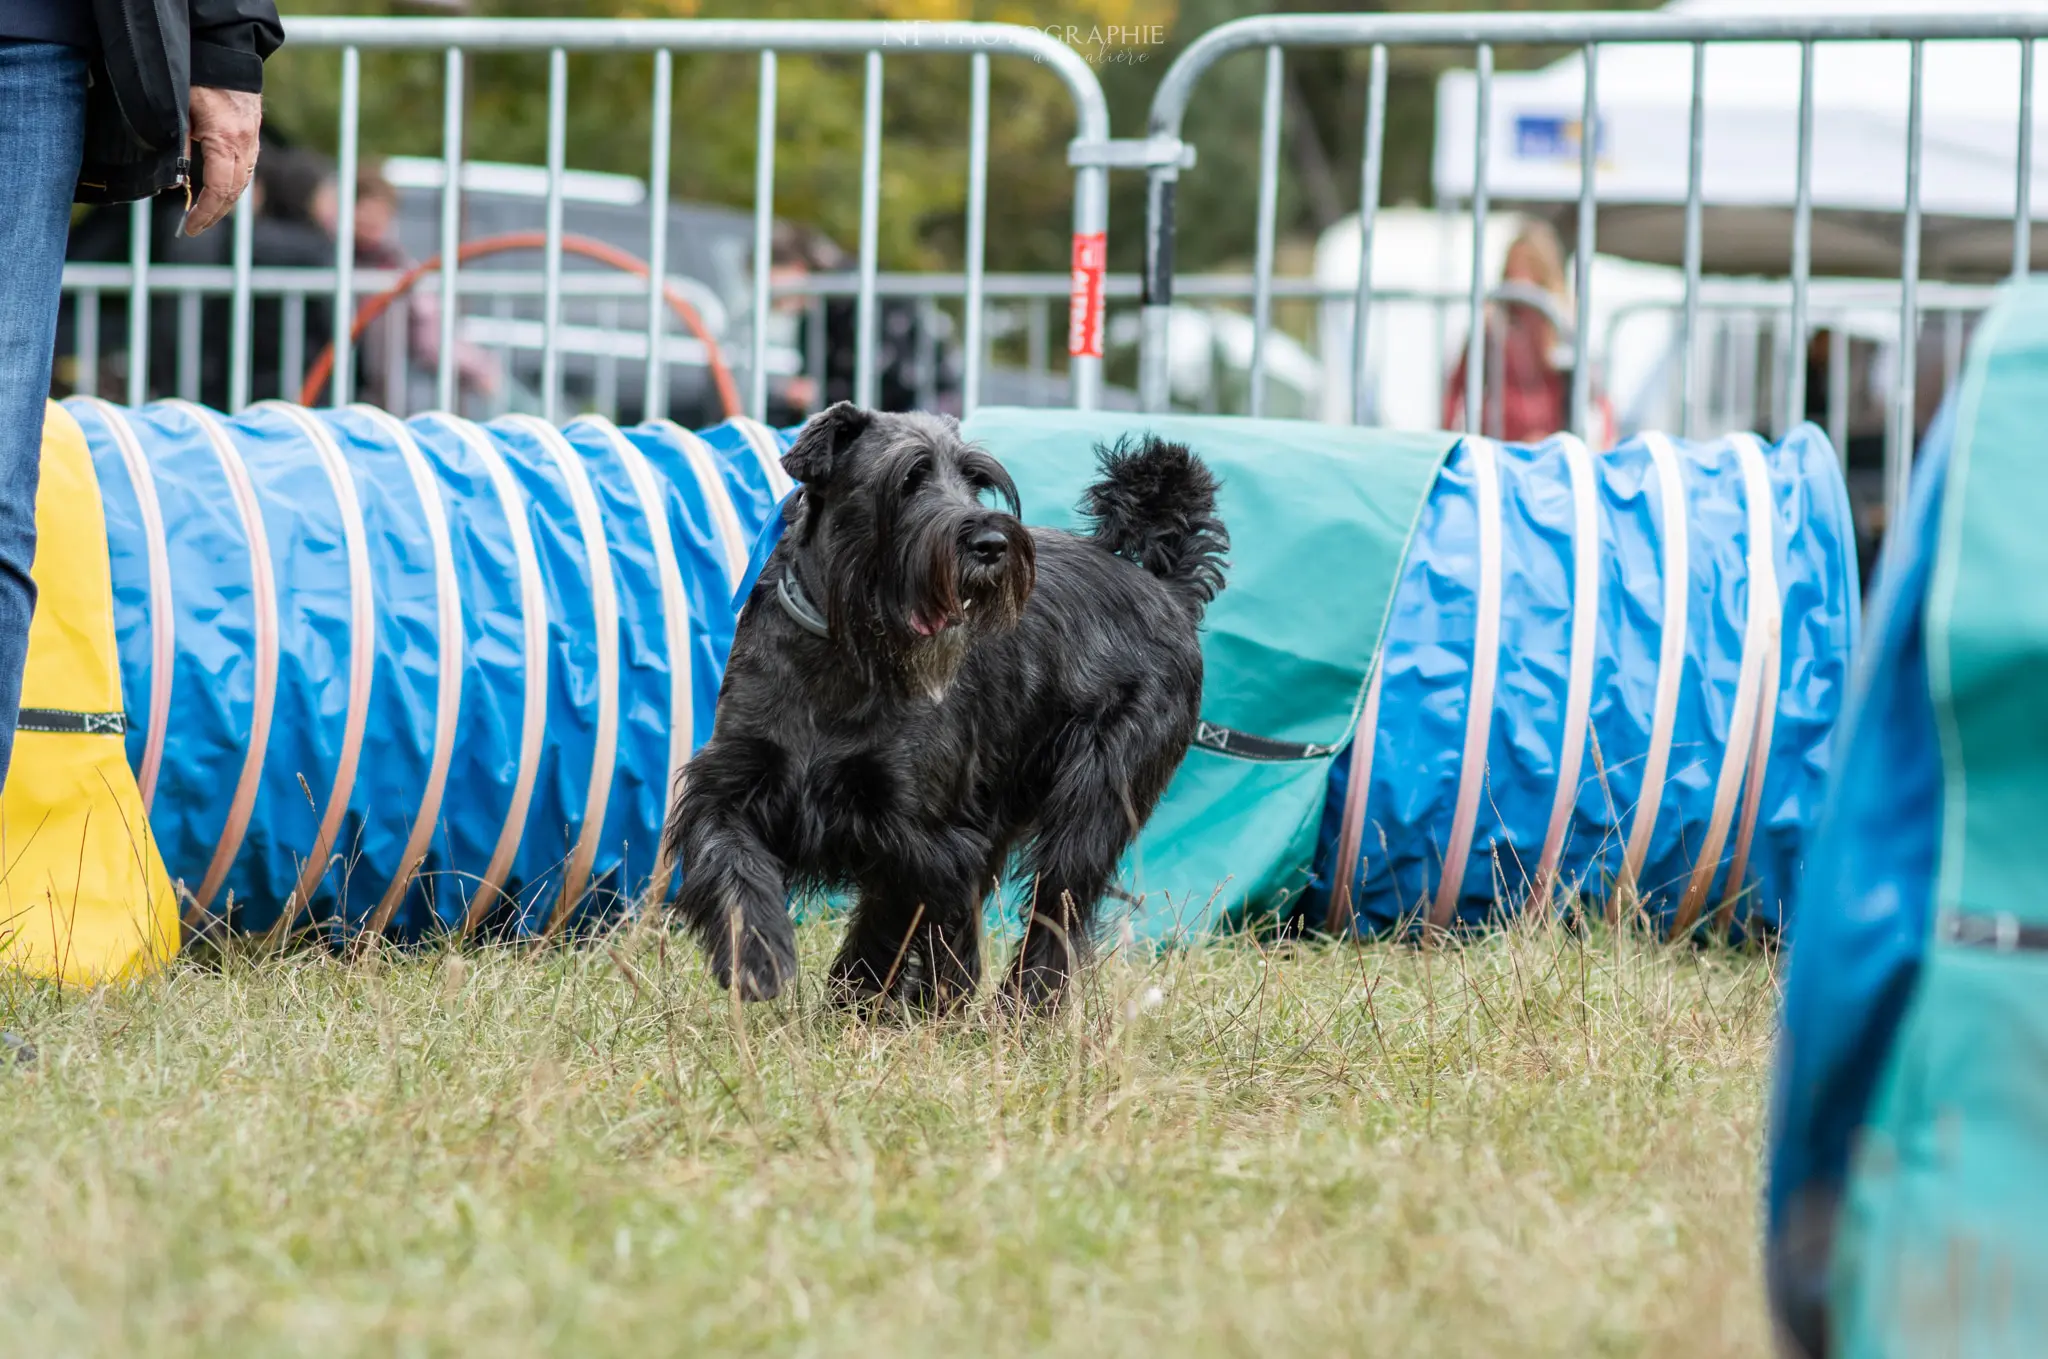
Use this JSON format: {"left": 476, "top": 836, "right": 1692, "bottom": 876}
{"left": 1081, "top": 435, "right": 1229, "bottom": 614}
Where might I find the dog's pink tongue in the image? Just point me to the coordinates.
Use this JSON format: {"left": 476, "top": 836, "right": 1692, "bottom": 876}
{"left": 911, "top": 610, "right": 949, "bottom": 637}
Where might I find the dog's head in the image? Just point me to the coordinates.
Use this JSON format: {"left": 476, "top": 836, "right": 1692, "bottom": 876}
{"left": 779, "top": 403, "right": 1037, "bottom": 688}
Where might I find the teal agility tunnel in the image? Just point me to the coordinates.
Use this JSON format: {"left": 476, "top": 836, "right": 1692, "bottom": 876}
{"left": 1768, "top": 280, "right": 2048, "bottom": 1357}
{"left": 64, "top": 400, "right": 1855, "bottom": 946}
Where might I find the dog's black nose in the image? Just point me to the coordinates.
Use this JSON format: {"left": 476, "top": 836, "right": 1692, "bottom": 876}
{"left": 969, "top": 527, "right": 1009, "bottom": 565}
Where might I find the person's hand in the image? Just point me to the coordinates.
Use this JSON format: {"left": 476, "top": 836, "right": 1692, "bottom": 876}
{"left": 183, "top": 87, "right": 264, "bottom": 237}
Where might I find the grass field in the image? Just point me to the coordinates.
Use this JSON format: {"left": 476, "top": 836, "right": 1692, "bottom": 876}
{"left": 0, "top": 919, "right": 1778, "bottom": 1357}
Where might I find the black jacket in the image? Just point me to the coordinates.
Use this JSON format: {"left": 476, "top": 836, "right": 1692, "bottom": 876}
{"left": 77, "top": 0, "right": 284, "bottom": 205}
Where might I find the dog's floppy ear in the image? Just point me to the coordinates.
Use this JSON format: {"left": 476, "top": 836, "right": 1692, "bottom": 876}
{"left": 783, "top": 401, "right": 871, "bottom": 486}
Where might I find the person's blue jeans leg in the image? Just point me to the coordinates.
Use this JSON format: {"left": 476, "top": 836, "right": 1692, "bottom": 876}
{"left": 0, "top": 42, "right": 88, "bottom": 793}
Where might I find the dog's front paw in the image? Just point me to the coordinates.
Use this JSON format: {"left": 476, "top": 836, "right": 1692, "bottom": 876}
{"left": 711, "top": 923, "right": 798, "bottom": 1002}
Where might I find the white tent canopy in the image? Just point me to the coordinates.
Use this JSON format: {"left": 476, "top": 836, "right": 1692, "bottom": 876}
{"left": 1434, "top": 0, "right": 2048, "bottom": 277}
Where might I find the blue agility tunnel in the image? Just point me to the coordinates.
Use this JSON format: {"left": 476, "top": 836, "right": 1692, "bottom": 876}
{"left": 1310, "top": 427, "right": 1858, "bottom": 939}
{"left": 58, "top": 400, "right": 1854, "bottom": 951}
{"left": 65, "top": 397, "right": 791, "bottom": 943}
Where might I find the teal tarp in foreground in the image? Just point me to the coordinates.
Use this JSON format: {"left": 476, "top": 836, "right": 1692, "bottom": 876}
{"left": 1768, "top": 279, "right": 2048, "bottom": 1355}
{"left": 961, "top": 407, "right": 1455, "bottom": 941}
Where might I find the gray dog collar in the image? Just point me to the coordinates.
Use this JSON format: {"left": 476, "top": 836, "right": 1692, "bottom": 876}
{"left": 775, "top": 569, "right": 831, "bottom": 639}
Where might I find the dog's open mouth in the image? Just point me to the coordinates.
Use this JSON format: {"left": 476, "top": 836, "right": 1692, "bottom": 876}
{"left": 910, "top": 600, "right": 975, "bottom": 637}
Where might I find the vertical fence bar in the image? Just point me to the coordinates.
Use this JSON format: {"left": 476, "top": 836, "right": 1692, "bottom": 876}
{"left": 1350, "top": 44, "right": 1389, "bottom": 426}
{"left": 1943, "top": 307, "right": 1964, "bottom": 394}
{"left": 1068, "top": 158, "right": 1109, "bottom": 410}
{"left": 1247, "top": 45, "right": 1284, "bottom": 419}
{"left": 76, "top": 290, "right": 99, "bottom": 398}
{"left": 913, "top": 298, "right": 939, "bottom": 411}
{"left": 126, "top": 198, "right": 151, "bottom": 406}
{"left": 1891, "top": 39, "right": 1925, "bottom": 535}
{"left": 1787, "top": 39, "right": 1816, "bottom": 434}
{"left": 386, "top": 298, "right": 410, "bottom": 415}
{"left": 963, "top": 51, "right": 990, "bottom": 417}
{"left": 2018, "top": 38, "right": 2036, "bottom": 278}
{"left": 541, "top": 46, "right": 568, "bottom": 424}
{"left": 1571, "top": 42, "right": 1599, "bottom": 441}
{"left": 1139, "top": 170, "right": 1177, "bottom": 411}
{"left": 1027, "top": 299, "right": 1048, "bottom": 405}
{"left": 1828, "top": 324, "right": 1851, "bottom": 465}
{"left": 1464, "top": 44, "right": 1494, "bottom": 436}
{"left": 283, "top": 292, "right": 306, "bottom": 399}
{"left": 437, "top": 46, "right": 465, "bottom": 414}
{"left": 1680, "top": 42, "right": 1706, "bottom": 439}
{"left": 332, "top": 45, "right": 361, "bottom": 407}
{"left": 644, "top": 49, "right": 674, "bottom": 422}
{"left": 855, "top": 50, "right": 883, "bottom": 410}
{"left": 748, "top": 50, "right": 776, "bottom": 422}
{"left": 596, "top": 297, "right": 619, "bottom": 418}
{"left": 1884, "top": 38, "right": 1916, "bottom": 536}
{"left": 229, "top": 189, "right": 255, "bottom": 412}
{"left": 177, "top": 294, "right": 201, "bottom": 401}
{"left": 806, "top": 294, "right": 826, "bottom": 402}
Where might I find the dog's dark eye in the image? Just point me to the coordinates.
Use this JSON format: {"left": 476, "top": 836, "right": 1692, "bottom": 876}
{"left": 902, "top": 465, "right": 927, "bottom": 496}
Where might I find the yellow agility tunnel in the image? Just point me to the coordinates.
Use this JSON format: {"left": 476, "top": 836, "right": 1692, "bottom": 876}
{"left": 0, "top": 402, "right": 177, "bottom": 984}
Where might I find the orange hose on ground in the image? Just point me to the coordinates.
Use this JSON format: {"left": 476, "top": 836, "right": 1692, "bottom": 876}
{"left": 299, "top": 230, "right": 744, "bottom": 419}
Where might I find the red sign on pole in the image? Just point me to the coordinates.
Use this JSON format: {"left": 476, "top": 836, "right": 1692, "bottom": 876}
{"left": 1067, "top": 232, "right": 1107, "bottom": 360}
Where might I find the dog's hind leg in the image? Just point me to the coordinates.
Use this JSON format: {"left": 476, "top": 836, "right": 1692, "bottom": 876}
{"left": 1007, "top": 753, "right": 1149, "bottom": 1011}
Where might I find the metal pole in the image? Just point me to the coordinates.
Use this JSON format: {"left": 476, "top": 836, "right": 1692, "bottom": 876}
{"left": 1140, "top": 171, "right": 1176, "bottom": 412}
{"left": 1680, "top": 41, "right": 1706, "bottom": 439}
{"left": 963, "top": 50, "right": 990, "bottom": 417}
{"left": 332, "top": 45, "right": 361, "bottom": 406}
{"left": 541, "top": 46, "right": 568, "bottom": 423}
{"left": 126, "top": 192, "right": 151, "bottom": 405}
{"left": 855, "top": 50, "right": 883, "bottom": 410}
{"left": 438, "top": 46, "right": 466, "bottom": 414}
{"left": 1787, "top": 39, "right": 1815, "bottom": 433}
{"left": 76, "top": 290, "right": 99, "bottom": 398}
{"left": 1464, "top": 43, "right": 1493, "bottom": 437}
{"left": 645, "top": 48, "right": 674, "bottom": 422}
{"left": 1891, "top": 40, "right": 1925, "bottom": 535}
{"left": 1068, "top": 168, "right": 1109, "bottom": 411}
{"left": 2019, "top": 37, "right": 2036, "bottom": 278}
{"left": 1571, "top": 42, "right": 1599, "bottom": 441}
{"left": 1828, "top": 325, "right": 1850, "bottom": 464}
{"left": 1350, "top": 43, "right": 1389, "bottom": 426}
{"left": 1248, "top": 44, "right": 1284, "bottom": 418}
{"left": 229, "top": 189, "right": 255, "bottom": 412}
{"left": 176, "top": 293, "right": 201, "bottom": 402}
{"left": 283, "top": 292, "right": 305, "bottom": 399}
{"left": 748, "top": 50, "right": 776, "bottom": 422}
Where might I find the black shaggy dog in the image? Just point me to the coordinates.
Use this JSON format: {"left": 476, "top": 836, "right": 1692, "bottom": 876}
{"left": 663, "top": 402, "right": 1228, "bottom": 1012}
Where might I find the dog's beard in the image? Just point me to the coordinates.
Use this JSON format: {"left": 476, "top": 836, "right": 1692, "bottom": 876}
{"left": 812, "top": 481, "right": 1036, "bottom": 700}
{"left": 896, "top": 550, "right": 1033, "bottom": 702}
{"left": 886, "top": 522, "right": 1035, "bottom": 701}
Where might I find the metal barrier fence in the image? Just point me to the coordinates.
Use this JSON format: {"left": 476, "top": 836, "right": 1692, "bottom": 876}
{"left": 1137, "top": 10, "right": 2048, "bottom": 530}
{"left": 64, "top": 17, "right": 1112, "bottom": 424}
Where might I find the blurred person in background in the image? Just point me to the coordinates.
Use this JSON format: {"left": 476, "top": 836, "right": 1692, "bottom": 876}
{"left": 2, "top": 0, "right": 280, "bottom": 795}
{"left": 312, "top": 160, "right": 499, "bottom": 412}
{"left": 761, "top": 220, "right": 960, "bottom": 427}
{"left": 1443, "top": 221, "right": 1611, "bottom": 445}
